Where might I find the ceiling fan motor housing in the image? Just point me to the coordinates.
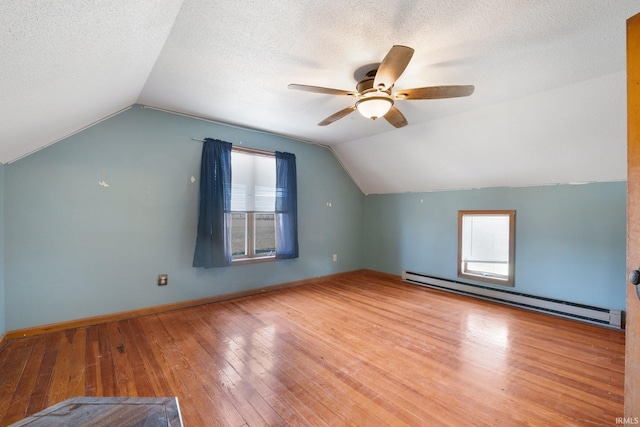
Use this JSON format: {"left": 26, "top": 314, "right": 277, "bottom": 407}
{"left": 356, "top": 75, "right": 390, "bottom": 94}
{"left": 355, "top": 74, "right": 394, "bottom": 120}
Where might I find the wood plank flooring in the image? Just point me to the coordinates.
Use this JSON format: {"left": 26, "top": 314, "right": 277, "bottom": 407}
{"left": 0, "top": 272, "right": 625, "bottom": 426}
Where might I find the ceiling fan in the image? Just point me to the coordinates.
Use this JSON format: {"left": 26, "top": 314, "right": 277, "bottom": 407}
{"left": 288, "top": 45, "right": 474, "bottom": 128}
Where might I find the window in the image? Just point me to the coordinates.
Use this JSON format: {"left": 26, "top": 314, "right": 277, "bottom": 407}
{"left": 193, "top": 138, "right": 297, "bottom": 269}
{"left": 458, "top": 210, "right": 515, "bottom": 286}
{"left": 230, "top": 149, "right": 276, "bottom": 262}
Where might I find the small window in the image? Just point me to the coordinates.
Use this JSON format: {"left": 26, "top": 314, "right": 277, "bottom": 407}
{"left": 230, "top": 149, "right": 276, "bottom": 262}
{"left": 458, "top": 210, "right": 515, "bottom": 286}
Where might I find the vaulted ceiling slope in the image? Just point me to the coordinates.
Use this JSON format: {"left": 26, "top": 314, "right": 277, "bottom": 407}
{"left": 1, "top": 1, "right": 637, "bottom": 194}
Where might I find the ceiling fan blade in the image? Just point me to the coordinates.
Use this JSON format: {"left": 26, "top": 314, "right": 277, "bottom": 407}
{"left": 373, "top": 45, "right": 415, "bottom": 90}
{"left": 288, "top": 84, "right": 357, "bottom": 97}
{"left": 395, "top": 85, "right": 475, "bottom": 100}
{"left": 318, "top": 105, "right": 357, "bottom": 126}
{"left": 384, "top": 105, "right": 408, "bottom": 128}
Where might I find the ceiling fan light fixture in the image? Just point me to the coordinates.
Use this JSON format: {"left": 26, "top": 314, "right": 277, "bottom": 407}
{"left": 355, "top": 96, "right": 393, "bottom": 120}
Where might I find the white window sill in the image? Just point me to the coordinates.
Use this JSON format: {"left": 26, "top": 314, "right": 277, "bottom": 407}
{"left": 231, "top": 256, "right": 276, "bottom": 266}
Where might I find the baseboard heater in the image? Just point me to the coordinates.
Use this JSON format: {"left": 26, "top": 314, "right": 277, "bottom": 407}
{"left": 402, "top": 271, "right": 623, "bottom": 329}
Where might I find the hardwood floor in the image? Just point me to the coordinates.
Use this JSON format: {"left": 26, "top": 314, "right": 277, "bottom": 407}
{"left": 0, "top": 272, "right": 625, "bottom": 426}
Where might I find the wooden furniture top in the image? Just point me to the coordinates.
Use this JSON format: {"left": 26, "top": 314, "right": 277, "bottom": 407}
{"left": 8, "top": 397, "right": 182, "bottom": 427}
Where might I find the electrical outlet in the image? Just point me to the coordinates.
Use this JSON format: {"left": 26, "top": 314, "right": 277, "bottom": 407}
{"left": 158, "top": 274, "right": 168, "bottom": 286}
{"left": 333, "top": 254, "right": 338, "bottom": 262}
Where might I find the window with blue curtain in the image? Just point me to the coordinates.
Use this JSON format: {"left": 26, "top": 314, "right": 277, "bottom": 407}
{"left": 193, "top": 141, "right": 298, "bottom": 267}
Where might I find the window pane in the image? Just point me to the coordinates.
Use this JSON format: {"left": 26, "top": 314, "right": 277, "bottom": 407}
{"left": 229, "top": 149, "right": 278, "bottom": 262}
{"left": 230, "top": 151, "right": 276, "bottom": 212}
{"left": 231, "top": 213, "right": 247, "bottom": 256}
{"left": 462, "top": 215, "right": 509, "bottom": 263}
{"left": 254, "top": 213, "right": 276, "bottom": 255}
{"left": 465, "top": 262, "right": 509, "bottom": 276}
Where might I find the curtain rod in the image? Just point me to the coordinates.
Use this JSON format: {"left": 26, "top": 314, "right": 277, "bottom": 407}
{"left": 142, "top": 105, "right": 360, "bottom": 189}
{"left": 191, "top": 138, "right": 275, "bottom": 156}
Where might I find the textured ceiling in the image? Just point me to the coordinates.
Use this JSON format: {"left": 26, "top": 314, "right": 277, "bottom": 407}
{"left": 1, "top": 1, "right": 638, "bottom": 193}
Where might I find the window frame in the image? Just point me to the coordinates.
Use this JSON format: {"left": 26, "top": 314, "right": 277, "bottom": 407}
{"left": 230, "top": 147, "right": 277, "bottom": 265}
{"left": 457, "top": 210, "right": 516, "bottom": 286}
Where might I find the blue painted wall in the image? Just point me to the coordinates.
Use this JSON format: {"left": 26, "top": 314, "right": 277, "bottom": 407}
{"left": 1, "top": 105, "right": 628, "bottom": 331}
{"left": 364, "top": 183, "right": 627, "bottom": 310}
{"left": 4, "top": 106, "right": 365, "bottom": 330}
